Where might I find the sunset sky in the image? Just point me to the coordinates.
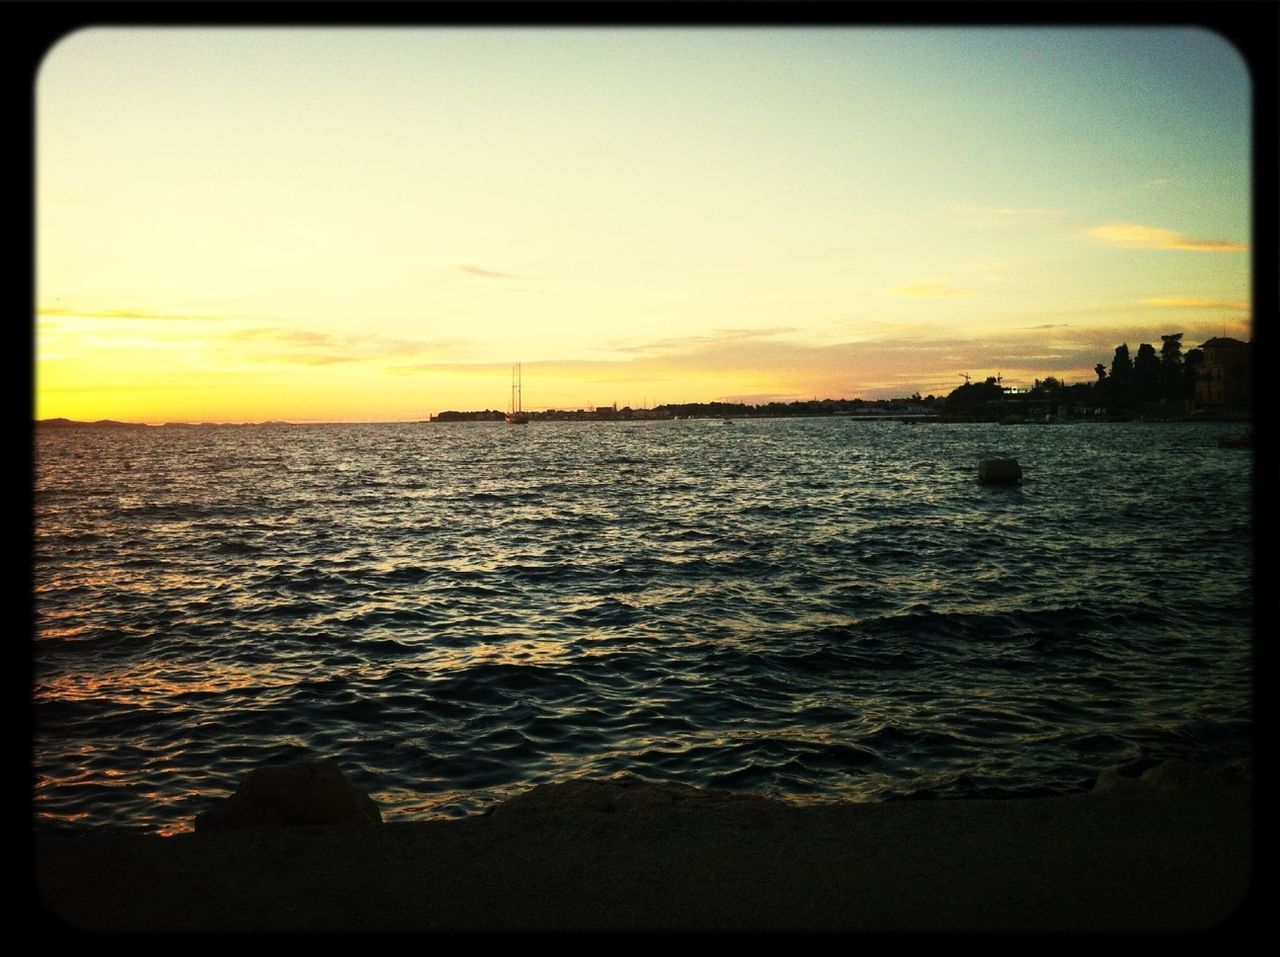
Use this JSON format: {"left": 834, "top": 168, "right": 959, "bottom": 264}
{"left": 36, "top": 26, "right": 1252, "bottom": 423}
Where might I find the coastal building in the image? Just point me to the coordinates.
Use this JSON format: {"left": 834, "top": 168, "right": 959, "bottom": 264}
{"left": 1195, "top": 337, "right": 1251, "bottom": 407}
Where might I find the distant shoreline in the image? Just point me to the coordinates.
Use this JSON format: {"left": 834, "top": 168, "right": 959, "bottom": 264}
{"left": 35, "top": 411, "right": 1252, "bottom": 429}
{"left": 35, "top": 417, "right": 300, "bottom": 429}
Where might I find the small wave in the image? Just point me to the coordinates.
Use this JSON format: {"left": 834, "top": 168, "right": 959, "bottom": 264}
{"left": 211, "top": 539, "right": 266, "bottom": 556}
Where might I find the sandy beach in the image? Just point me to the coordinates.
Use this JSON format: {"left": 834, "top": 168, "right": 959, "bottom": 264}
{"left": 33, "top": 772, "right": 1261, "bottom": 933}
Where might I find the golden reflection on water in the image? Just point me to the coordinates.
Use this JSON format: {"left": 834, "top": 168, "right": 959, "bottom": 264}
{"left": 35, "top": 746, "right": 207, "bottom": 837}
{"left": 136, "top": 788, "right": 203, "bottom": 836}
{"left": 33, "top": 663, "right": 294, "bottom": 706}
{"left": 444, "top": 637, "right": 576, "bottom": 670}
{"left": 35, "top": 621, "right": 98, "bottom": 641}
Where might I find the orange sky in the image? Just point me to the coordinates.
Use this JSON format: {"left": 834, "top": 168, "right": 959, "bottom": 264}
{"left": 37, "top": 28, "right": 1251, "bottom": 422}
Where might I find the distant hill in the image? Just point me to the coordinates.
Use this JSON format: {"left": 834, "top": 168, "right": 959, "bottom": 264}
{"left": 37, "top": 418, "right": 150, "bottom": 429}
{"left": 37, "top": 418, "right": 299, "bottom": 428}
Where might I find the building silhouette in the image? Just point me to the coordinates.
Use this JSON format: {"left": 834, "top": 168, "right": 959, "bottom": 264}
{"left": 1195, "top": 337, "right": 1251, "bottom": 408}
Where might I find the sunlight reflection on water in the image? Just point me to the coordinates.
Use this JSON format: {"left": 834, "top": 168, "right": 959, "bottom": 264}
{"left": 34, "top": 418, "right": 1253, "bottom": 832}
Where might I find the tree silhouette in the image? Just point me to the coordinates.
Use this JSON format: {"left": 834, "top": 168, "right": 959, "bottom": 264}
{"left": 1183, "top": 347, "right": 1204, "bottom": 400}
{"left": 1133, "top": 343, "right": 1160, "bottom": 404}
{"left": 1110, "top": 344, "right": 1133, "bottom": 394}
{"left": 944, "top": 379, "right": 1003, "bottom": 417}
{"left": 1033, "top": 376, "right": 1062, "bottom": 394}
{"left": 1160, "top": 333, "right": 1184, "bottom": 402}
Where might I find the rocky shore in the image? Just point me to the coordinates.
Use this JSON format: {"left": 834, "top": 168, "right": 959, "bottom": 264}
{"left": 33, "top": 760, "right": 1261, "bottom": 933}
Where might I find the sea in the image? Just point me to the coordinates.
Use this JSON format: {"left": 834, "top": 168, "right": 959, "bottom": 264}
{"left": 33, "top": 417, "right": 1254, "bottom": 835}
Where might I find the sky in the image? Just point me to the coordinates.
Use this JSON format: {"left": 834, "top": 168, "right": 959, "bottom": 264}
{"left": 36, "top": 26, "right": 1252, "bottom": 423}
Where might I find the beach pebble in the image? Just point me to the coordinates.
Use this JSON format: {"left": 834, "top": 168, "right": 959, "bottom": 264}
{"left": 194, "top": 758, "right": 382, "bottom": 831}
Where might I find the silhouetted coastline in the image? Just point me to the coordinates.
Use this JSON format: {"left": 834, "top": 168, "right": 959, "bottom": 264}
{"left": 34, "top": 763, "right": 1255, "bottom": 932}
{"left": 37, "top": 331, "right": 1252, "bottom": 428}
{"left": 425, "top": 333, "right": 1252, "bottom": 424}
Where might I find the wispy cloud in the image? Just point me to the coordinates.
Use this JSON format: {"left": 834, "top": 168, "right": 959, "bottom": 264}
{"left": 950, "top": 205, "right": 1064, "bottom": 228}
{"left": 219, "top": 326, "right": 470, "bottom": 366}
{"left": 835, "top": 319, "right": 949, "bottom": 340}
{"left": 891, "top": 278, "right": 977, "bottom": 298}
{"left": 611, "top": 327, "right": 798, "bottom": 355}
{"left": 454, "top": 262, "right": 521, "bottom": 280}
{"left": 1140, "top": 296, "right": 1250, "bottom": 310}
{"left": 228, "top": 328, "right": 333, "bottom": 346}
{"left": 37, "top": 306, "right": 241, "bottom": 321}
{"left": 371, "top": 316, "right": 1253, "bottom": 405}
{"left": 1087, "top": 223, "right": 1249, "bottom": 252}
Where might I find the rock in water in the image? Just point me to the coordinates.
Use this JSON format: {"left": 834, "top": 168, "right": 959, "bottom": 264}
{"left": 978, "top": 457, "right": 1022, "bottom": 485}
{"left": 1092, "top": 757, "right": 1252, "bottom": 794}
{"left": 194, "top": 758, "right": 382, "bottom": 832}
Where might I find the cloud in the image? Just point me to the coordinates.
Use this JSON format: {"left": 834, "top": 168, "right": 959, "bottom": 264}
{"left": 228, "top": 327, "right": 333, "bottom": 346}
{"left": 1087, "top": 223, "right": 1248, "bottom": 252}
{"left": 218, "top": 326, "right": 469, "bottom": 366}
{"left": 454, "top": 262, "right": 521, "bottom": 280}
{"left": 950, "top": 205, "right": 1064, "bottom": 228}
{"left": 891, "top": 278, "right": 977, "bottom": 298}
{"left": 834, "top": 318, "right": 949, "bottom": 340}
{"left": 36, "top": 306, "right": 241, "bottom": 321}
{"left": 1140, "top": 296, "right": 1251, "bottom": 310}
{"left": 610, "top": 327, "right": 799, "bottom": 355}
{"left": 368, "top": 315, "right": 1253, "bottom": 405}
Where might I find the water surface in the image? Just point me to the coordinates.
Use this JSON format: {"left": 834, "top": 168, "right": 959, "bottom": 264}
{"left": 34, "top": 418, "right": 1253, "bottom": 833}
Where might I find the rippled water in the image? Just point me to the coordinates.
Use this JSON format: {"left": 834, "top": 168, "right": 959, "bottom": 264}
{"left": 33, "top": 418, "right": 1254, "bottom": 834}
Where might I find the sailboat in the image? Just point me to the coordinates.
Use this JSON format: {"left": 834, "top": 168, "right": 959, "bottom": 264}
{"left": 505, "top": 363, "right": 529, "bottom": 425}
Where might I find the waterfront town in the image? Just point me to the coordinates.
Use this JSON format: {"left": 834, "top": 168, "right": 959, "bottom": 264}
{"left": 430, "top": 335, "right": 1252, "bottom": 425}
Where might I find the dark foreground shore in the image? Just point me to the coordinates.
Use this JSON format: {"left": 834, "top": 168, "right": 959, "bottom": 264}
{"left": 34, "top": 773, "right": 1260, "bottom": 933}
